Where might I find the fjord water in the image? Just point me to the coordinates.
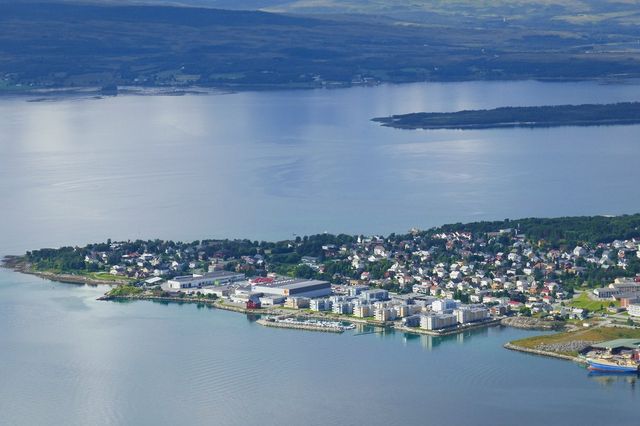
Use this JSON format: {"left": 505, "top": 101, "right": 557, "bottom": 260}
{"left": 2, "top": 80, "right": 640, "bottom": 253}
{"left": 1, "top": 270, "right": 639, "bottom": 426}
{"left": 2, "top": 80, "right": 640, "bottom": 425}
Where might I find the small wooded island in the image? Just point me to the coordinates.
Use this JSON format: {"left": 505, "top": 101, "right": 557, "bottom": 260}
{"left": 373, "top": 102, "right": 640, "bottom": 130}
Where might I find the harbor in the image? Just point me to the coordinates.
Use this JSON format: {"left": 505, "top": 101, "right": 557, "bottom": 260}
{"left": 257, "top": 316, "right": 356, "bottom": 333}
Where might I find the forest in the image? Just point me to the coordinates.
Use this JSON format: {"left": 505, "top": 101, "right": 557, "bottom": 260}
{"left": 373, "top": 102, "right": 640, "bottom": 130}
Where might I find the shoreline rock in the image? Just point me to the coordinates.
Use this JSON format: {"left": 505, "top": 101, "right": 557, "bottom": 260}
{"left": 501, "top": 316, "right": 566, "bottom": 331}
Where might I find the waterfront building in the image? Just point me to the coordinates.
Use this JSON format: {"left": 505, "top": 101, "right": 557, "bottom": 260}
{"left": 375, "top": 307, "right": 397, "bottom": 322}
{"left": 230, "top": 292, "right": 262, "bottom": 307}
{"left": 332, "top": 301, "right": 354, "bottom": 315}
{"left": 285, "top": 297, "right": 310, "bottom": 309}
{"left": 353, "top": 304, "right": 373, "bottom": 318}
{"left": 310, "top": 298, "right": 333, "bottom": 312}
{"left": 394, "top": 304, "right": 412, "bottom": 318}
{"left": 253, "top": 279, "right": 332, "bottom": 298}
{"left": 205, "top": 286, "right": 232, "bottom": 298}
{"left": 402, "top": 315, "right": 421, "bottom": 327}
{"left": 431, "top": 299, "right": 459, "bottom": 314}
{"left": 454, "top": 307, "right": 489, "bottom": 324}
{"left": 420, "top": 313, "right": 457, "bottom": 330}
{"left": 259, "top": 295, "right": 286, "bottom": 306}
{"left": 168, "top": 271, "right": 245, "bottom": 289}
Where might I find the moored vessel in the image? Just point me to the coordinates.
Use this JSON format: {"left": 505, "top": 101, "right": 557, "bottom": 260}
{"left": 586, "top": 358, "right": 639, "bottom": 373}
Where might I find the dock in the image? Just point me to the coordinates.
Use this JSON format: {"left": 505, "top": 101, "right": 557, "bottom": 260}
{"left": 257, "top": 318, "right": 348, "bottom": 333}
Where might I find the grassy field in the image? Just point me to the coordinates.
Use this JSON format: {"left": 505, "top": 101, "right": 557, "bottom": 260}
{"left": 511, "top": 326, "right": 640, "bottom": 355}
{"left": 568, "top": 292, "right": 619, "bottom": 313}
{"left": 83, "top": 272, "right": 135, "bottom": 283}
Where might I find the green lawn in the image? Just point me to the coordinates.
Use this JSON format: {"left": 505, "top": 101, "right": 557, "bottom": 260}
{"left": 568, "top": 292, "right": 618, "bottom": 313}
{"left": 83, "top": 272, "right": 135, "bottom": 283}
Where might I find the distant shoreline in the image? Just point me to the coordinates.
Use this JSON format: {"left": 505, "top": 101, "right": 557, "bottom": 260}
{"left": 3, "top": 78, "right": 640, "bottom": 100}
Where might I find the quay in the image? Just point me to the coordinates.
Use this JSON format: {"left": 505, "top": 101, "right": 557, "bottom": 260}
{"left": 256, "top": 318, "right": 349, "bottom": 333}
{"left": 394, "top": 318, "right": 502, "bottom": 336}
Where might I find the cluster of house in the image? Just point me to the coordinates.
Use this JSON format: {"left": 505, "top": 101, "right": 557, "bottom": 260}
{"left": 82, "top": 228, "right": 640, "bottom": 322}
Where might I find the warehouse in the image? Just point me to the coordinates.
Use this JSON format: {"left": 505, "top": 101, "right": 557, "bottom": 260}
{"left": 168, "top": 271, "right": 245, "bottom": 289}
{"left": 252, "top": 279, "right": 332, "bottom": 298}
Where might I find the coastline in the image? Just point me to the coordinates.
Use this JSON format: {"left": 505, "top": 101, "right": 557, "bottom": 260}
{"left": 373, "top": 102, "right": 640, "bottom": 131}
{"left": 1, "top": 256, "right": 132, "bottom": 286}
{"left": 2, "top": 77, "right": 639, "bottom": 100}
{"left": 99, "top": 292, "right": 503, "bottom": 336}
{"left": 504, "top": 342, "right": 586, "bottom": 364}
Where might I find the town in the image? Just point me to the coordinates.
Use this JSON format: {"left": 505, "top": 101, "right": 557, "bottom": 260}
{"left": 12, "top": 215, "right": 640, "bottom": 336}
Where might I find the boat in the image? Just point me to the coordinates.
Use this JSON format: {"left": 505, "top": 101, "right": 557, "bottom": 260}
{"left": 586, "top": 358, "right": 639, "bottom": 374}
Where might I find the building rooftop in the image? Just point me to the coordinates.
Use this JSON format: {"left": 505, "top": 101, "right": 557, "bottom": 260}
{"left": 171, "top": 271, "right": 243, "bottom": 282}
{"left": 590, "top": 339, "right": 640, "bottom": 350}
{"left": 276, "top": 279, "right": 330, "bottom": 290}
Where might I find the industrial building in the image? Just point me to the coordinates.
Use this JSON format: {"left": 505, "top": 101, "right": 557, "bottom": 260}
{"left": 168, "top": 271, "right": 245, "bottom": 289}
{"left": 252, "top": 279, "right": 332, "bottom": 298}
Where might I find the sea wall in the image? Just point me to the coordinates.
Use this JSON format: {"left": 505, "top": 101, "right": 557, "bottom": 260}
{"left": 503, "top": 342, "right": 586, "bottom": 364}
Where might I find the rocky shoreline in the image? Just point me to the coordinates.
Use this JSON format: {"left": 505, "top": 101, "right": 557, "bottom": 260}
{"left": 1, "top": 256, "right": 131, "bottom": 286}
{"left": 504, "top": 342, "right": 586, "bottom": 364}
{"left": 500, "top": 316, "right": 566, "bottom": 331}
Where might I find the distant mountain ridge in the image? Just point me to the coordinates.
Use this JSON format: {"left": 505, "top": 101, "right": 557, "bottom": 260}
{"left": 1, "top": 1, "right": 640, "bottom": 92}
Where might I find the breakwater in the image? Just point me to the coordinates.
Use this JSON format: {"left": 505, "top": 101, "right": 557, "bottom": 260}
{"left": 257, "top": 318, "right": 346, "bottom": 333}
{"left": 395, "top": 318, "right": 502, "bottom": 336}
{"left": 503, "top": 342, "right": 586, "bottom": 364}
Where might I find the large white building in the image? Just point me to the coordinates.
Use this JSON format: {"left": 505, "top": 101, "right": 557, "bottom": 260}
{"left": 431, "top": 299, "right": 459, "bottom": 313}
{"left": 168, "top": 271, "right": 245, "bottom": 289}
{"left": 454, "top": 307, "right": 489, "bottom": 324}
{"left": 421, "top": 313, "right": 457, "bottom": 330}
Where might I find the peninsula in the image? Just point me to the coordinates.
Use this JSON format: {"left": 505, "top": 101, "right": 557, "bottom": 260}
{"left": 373, "top": 102, "right": 640, "bottom": 130}
{"left": 3, "top": 214, "right": 640, "bottom": 350}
